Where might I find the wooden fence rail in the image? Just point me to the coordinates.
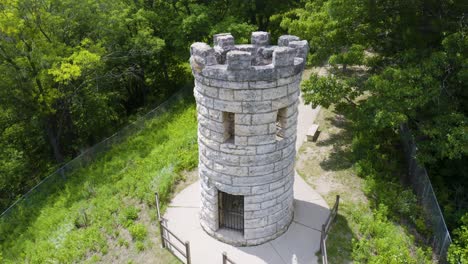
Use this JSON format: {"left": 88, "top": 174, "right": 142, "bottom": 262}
{"left": 320, "top": 195, "right": 340, "bottom": 264}
{"left": 155, "top": 193, "right": 339, "bottom": 264}
{"left": 222, "top": 252, "right": 236, "bottom": 264}
{"left": 155, "top": 193, "right": 191, "bottom": 264}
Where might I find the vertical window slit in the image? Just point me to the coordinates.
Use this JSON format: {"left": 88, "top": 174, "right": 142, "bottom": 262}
{"left": 223, "top": 112, "right": 235, "bottom": 143}
{"left": 276, "top": 107, "right": 287, "bottom": 140}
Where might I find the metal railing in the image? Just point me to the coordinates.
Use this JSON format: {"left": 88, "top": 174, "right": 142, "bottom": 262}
{"left": 218, "top": 191, "right": 244, "bottom": 233}
{"left": 155, "top": 193, "right": 191, "bottom": 264}
{"left": 399, "top": 123, "right": 452, "bottom": 262}
{"left": 222, "top": 252, "right": 236, "bottom": 264}
{"left": 320, "top": 195, "right": 340, "bottom": 264}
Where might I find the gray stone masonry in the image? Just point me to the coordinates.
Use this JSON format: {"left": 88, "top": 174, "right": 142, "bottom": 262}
{"left": 190, "top": 32, "right": 308, "bottom": 246}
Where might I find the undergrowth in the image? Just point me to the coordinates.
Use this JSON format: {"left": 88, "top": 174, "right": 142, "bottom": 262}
{"left": 0, "top": 96, "right": 198, "bottom": 263}
{"left": 297, "top": 105, "right": 433, "bottom": 263}
{"left": 342, "top": 106, "right": 434, "bottom": 262}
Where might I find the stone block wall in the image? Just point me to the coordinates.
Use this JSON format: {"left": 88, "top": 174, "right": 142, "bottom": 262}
{"left": 190, "top": 32, "right": 308, "bottom": 246}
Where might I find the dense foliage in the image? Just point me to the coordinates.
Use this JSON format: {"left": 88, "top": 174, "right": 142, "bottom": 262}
{"left": 0, "top": 0, "right": 299, "bottom": 211}
{"left": 448, "top": 213, "right": 468, "bottom": 263}
{"left": 274, "top": 0, "right": 467, "bottom": 261}
{"left": 297, "top": 106, "right": 433, "bottom": 263}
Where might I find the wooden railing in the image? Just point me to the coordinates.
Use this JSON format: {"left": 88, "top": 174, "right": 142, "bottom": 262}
{"left": 155, "top": 193, "right": 191, "bottom": 264}
{"left": 222, "top": 252, "right": 236, "bottom": 264}
{"left": 320, "top": 195, "right": 340, "bottom": 264}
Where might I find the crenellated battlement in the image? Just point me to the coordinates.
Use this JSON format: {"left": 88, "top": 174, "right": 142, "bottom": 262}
{"left": 190, "top": 32, "right": 309, "bottom": 82}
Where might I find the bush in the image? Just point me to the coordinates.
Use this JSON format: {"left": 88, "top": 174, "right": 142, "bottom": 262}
{"left": 129, "top": 223, "right": 147, "bottom": 241}
{"left": 351, "top": 205, "right": 432, "bottom": 263}
{"left": 122, "top": 206, "right": 140, "bottom": 221}
{"left": 135, "top": 241, "right": 145, "bottom": 252}
{"left": 74, "top": 208, "right": 90, "bottom": 228}
{"left": 346, "top": 118, "right": 434, "bottom": 261}
{"left": 117, "top": 238, "right": 129, "bottom": 248}
{"left": 448, "top": 213, "right": 468, "bottom": 264}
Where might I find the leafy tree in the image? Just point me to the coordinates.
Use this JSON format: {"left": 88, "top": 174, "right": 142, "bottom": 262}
{"left": 448, "top": 213, "right": 468, "bottom": 264}
{"left": 0, "top": 0, "right": 299, "bottom": 211}
{"left": 278, "top": 0, "right": 467, "bottom": 257}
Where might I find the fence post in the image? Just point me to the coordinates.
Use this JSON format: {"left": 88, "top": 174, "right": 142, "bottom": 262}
{"left": 440, "top": 232, "right": 451, "bottom": 262}
{"left": 185, "top": 241, "right": 191, "bottom": 264}
{"left": 335, "top": 195, "right": 340, "bottom": 214}
{"left": 223, "top": 252, "right": 227, "bottom": 264}
{"left": 320, "top": 224, "right": 325, "bottom": 252}
{"left": 155, "top": 192, "right": 165, "bottom": 249}
{"left": 155, "top": 192, "right": 161, "bottom": 220}
{"left": 159, "top": 220, "right": 166, "bottom": 249}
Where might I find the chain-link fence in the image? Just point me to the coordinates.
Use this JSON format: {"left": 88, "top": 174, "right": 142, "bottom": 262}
{"left": 400, "top": 123, "right": 452, "bottom": 263}
{"left": 0, "top": 86, "right": 193, "bottom": 221}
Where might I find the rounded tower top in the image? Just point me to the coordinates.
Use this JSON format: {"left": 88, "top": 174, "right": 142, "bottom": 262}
{"left": 190, "top": 32, "right": 309, "bottom": 82}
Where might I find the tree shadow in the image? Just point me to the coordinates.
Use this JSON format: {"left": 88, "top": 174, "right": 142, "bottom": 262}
{"left": 317, "top": 213, "right": 355, "bottom": 263}
{"left": 233, "top": 199, "right": 354, "bottom": 264}
{"left": 315, "top": 113, "right": 355, "bottom": 172}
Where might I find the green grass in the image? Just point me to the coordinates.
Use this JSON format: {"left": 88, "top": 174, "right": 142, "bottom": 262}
{"left": 296, "top": 106, "right": 433, "bottom": 263}
{"left": 0, "top": 95, "right": 198, "bottom": 263}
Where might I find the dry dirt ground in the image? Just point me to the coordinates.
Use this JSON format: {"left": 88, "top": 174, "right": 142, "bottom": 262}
{"left": 296, "top": 107, "right": 367, "bottom": 206}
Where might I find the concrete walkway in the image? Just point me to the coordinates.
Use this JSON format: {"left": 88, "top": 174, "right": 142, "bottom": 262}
{"left": 164, "top": 175, "right": 329, "bottom": 264}
{"left": 163, "top": 93, "right": 327, "bottom": 264}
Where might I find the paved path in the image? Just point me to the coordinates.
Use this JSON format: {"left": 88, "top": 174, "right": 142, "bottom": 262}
{"left": 163, "top": 92, "right": 326, "bottom": 264}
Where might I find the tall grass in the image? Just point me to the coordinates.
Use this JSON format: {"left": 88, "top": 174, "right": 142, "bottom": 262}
{"left": 0, "top": 96, "right": 198, "bottom": 263}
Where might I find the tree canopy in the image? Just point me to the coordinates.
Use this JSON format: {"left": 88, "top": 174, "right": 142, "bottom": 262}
{"left": 0, "top": 0, "right": 466, "bottom": 261}
{"left": 0, "top": 0, "right": 302, "bottom": 210}
{"left": 275, "top": 0, "right": 467, "bottom": 261}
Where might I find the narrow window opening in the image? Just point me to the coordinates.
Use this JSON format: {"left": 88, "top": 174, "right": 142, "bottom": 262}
{"left": 223, "top": 112, "right": 235, "bottom": 143}
{"left": 276, "top": 107, "right": 287, "bottom": 140}
{"left": 218, "top": 191, "right": 244, "bottom": 233}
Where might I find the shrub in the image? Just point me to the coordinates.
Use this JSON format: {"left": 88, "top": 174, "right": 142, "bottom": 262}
{"left": 129, "top": 223, "right": 147, "bottom": 241}
{"left": 448, "top": 213, "right": 468, "bottom": 264}
{"left": 123, "top": 206, "right": 140, "bottom": 221}
{"left": 135, "top": 241, "right": 145, "bottom": 252}
{"left": 353, "top": 131, "right": 429, "bottom": 236}
{"left": 74, "top": 208, "right": 90, "bottom": 228}
{"left": 117, "top": 238, "right": 129, "bottom": 248}
{"left": 351, "top": 204, "right": 432, "bottom": 263}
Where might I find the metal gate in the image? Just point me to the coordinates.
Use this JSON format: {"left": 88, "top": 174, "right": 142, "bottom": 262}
{"left": 218, "top": 191, "right": 244, "bottom": 233}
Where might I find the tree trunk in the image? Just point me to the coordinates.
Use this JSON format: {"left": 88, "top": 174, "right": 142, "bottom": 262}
{"left": 161, "top": 56, "right": 170, "bottom": 84}
{"left": 25, "top": 49, "right": 65, "bottom": 163}
{"left": 45, "top": 116, "right": 64, "bottom": 163}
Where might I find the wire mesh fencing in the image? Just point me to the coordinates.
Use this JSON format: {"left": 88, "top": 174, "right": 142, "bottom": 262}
{"left": 399, "top": 123, "right": 452, "bottom": 263}
{"left": 0, "top": 86, "right": 193, "bottom": 221}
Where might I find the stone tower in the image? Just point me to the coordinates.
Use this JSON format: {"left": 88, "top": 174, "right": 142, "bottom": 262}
{"left": 190, "top": 32, "right": 308, "bottom": 246}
